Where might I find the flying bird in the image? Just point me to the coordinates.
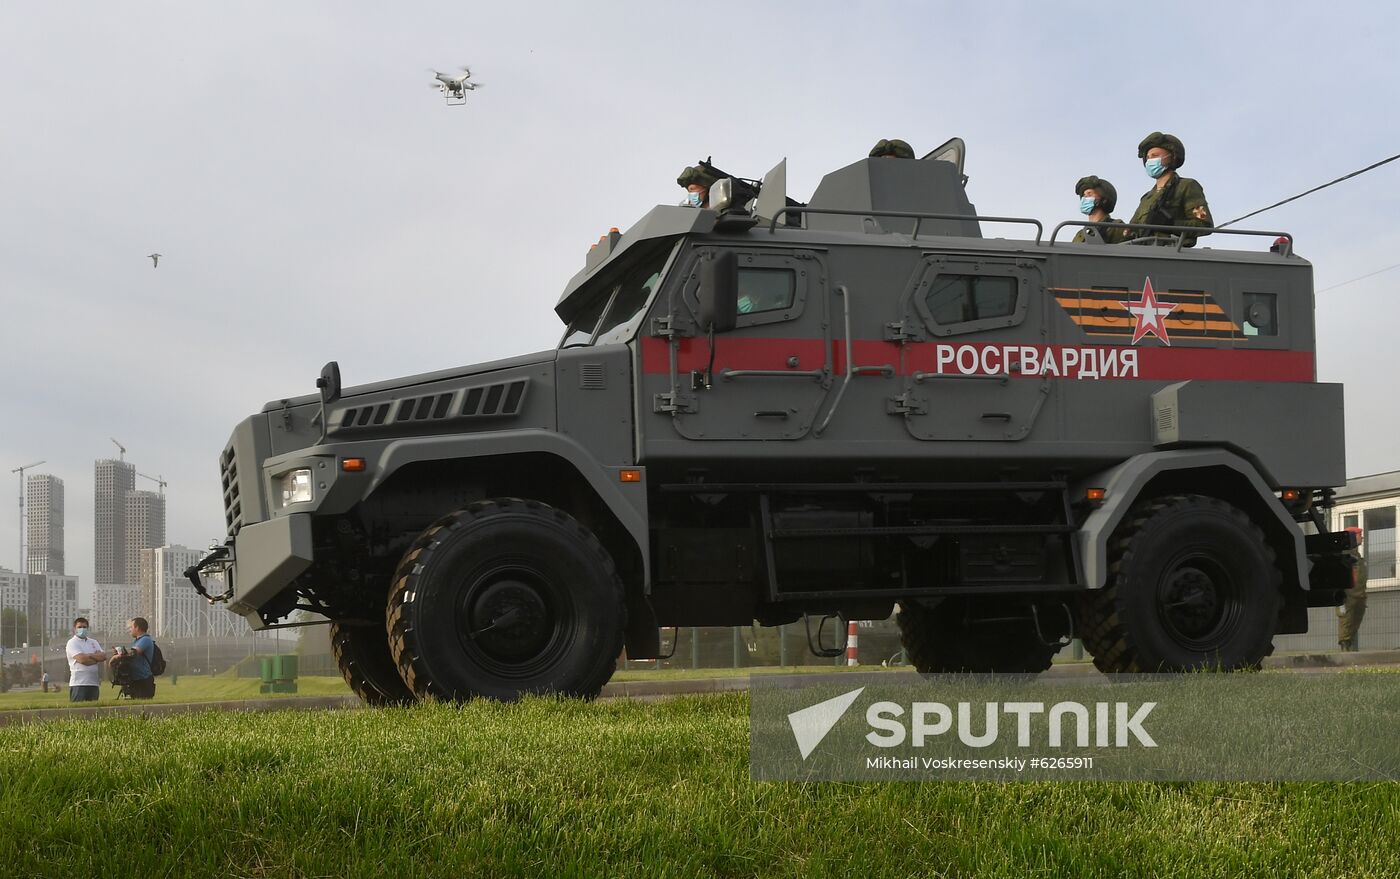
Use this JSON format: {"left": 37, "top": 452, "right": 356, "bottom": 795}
{"left": 148, "top": 253, "right": 162, "bottom": 268}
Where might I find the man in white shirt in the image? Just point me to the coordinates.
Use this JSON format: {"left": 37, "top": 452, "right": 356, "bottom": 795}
{"left": 65, "top": 617, "right": 107, "bottom": 703}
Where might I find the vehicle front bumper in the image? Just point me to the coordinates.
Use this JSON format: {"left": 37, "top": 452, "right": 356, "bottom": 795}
{"left": 185, "top": 513, "right": 314, "bottom": 628}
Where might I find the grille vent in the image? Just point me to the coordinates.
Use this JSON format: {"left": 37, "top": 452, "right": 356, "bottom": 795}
{"left": 1155, "top": 405, "right": 1176, "bottom": 436}
{"left": 220, "top": 445, "right": 242, "bottom": 534}
{"left": 579, "top": 363, "right": 607, "bottom": 390}
{"left": 340, "top": 403, "right": 391, "bottom": 428}
{"left": 335, "top": 379, "right": 530, "bottom": 433}
{"left": 462, "top": 379, "right": 528, "bottom": 417}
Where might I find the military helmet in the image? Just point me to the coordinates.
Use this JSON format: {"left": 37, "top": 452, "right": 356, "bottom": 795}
{"left": 868, "top": 138, "right": 915, "bottom": 159}
{"left": 1137, "top": 132, "right": 1186, "bottom": 169}
{"left": 1075, "top": 175, "right": 1118, "bottom": 213}
{"left": 677, "top": 165, "right": 719, "bottom": 188}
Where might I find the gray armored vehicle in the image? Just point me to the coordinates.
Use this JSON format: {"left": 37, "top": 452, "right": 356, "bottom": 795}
{"left": 189, "top": 139, "right": 1356, "bottom": 703}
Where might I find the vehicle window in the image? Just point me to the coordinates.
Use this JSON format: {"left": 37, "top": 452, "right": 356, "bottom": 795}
{"left": 592, "top": 246, "right": 673, "bottom": 345}
{"left": 1242, "top": 292, "right": 1278, "bottom": 336}
{"left": 737, "top": 268, "right": 796, "bottom": 315}
{"left": 925, "top": 274, "right": 1017, "bottom": 325}
{"left": 559, "top": 289, "right": 614, "bottom": 348}
{"left": 1364, "top": 506, "right": 1396, "bottom": 579}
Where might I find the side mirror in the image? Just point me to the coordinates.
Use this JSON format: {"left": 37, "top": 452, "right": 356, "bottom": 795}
{"left": 697, "top": 251, "right": 738, "bottom": 333}
{"left": 316, "top": 360, "right": 342, "bottom": 405}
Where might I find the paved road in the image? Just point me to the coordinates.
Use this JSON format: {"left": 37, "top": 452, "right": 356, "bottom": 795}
{"left": 2, "top": 649, "right": 1395, "bottom": 726}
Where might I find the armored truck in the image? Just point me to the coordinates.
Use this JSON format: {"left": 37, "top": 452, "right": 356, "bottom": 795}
{"left": 189, "top": 138, "right": 1356, "bottom": 703}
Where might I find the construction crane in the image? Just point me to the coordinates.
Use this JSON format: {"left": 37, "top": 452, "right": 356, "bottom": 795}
{"left": 10, "top": 459, "right": 45, "bottom": 573}
{"left": 110, "top": 438, "right": 126, "bottom": 461}
{"left": 137, "top": 472, "right": 167, "bottom": 496}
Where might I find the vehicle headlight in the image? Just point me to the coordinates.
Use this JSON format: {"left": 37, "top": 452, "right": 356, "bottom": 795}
{"left": 279, "top": 469, "right": 313, "bottom": 506}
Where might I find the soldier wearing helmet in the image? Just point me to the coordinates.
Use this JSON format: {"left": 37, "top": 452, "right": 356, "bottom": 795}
{"left": 677, "top": 165, "right": 719, "bottom": 208}
{"left": 1072, "top": 175, "right": 1127, "bottom": 244}
{"left": 1128, "top": 132, "right": 1213, "bottom": 247}
{"left": 869, "top": 138, "right": 916, "bottom": 159}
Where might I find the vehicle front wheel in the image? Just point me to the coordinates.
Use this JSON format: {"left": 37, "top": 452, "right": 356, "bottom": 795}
{"left": 1078, "top": 494, "right": 1281, "bottom": 673}
{"left": 386, "top": 498, "right": 626, "bottom": 702}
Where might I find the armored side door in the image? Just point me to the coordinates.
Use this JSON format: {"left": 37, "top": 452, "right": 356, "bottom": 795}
{"left": 888, "top": 254, "right": 1050, "bottom": 441}
{"left": 647, "top": 246, "right": 833, "bottom": 441}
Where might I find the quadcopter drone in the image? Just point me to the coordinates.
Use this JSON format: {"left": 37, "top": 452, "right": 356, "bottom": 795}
{"left": 430, "top": 66, "right": 482, "bottom": 106}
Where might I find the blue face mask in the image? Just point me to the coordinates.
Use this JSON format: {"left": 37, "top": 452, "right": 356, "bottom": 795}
{"left": 685, "top": 190, "right": 703, "bottom": 207}
{"left": 76, "top": 627, "right": 88, "bottom": 639}
{"left": 1079, "top": 196, "right": 1098, "bottom": 215}
{"left": 1145, "top": 157, "right": 1167, "bottom": 179}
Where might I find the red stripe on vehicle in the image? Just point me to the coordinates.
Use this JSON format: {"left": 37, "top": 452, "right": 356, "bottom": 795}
{"left": 639, "top": 337, "right": 1315, "bottom": 382}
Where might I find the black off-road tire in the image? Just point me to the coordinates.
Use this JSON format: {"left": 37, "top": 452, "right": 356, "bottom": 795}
{"left": 386, "top": 498, "right": 626, "bottom": 702}
{"left": 897, "top": 598, "right": 1063, "bottom": 673}
{"left": 1078, "top": 494, "right": 1281, "bottom": 673}
{"left": 330, "top": 621, "right": 416, "bottom": 706}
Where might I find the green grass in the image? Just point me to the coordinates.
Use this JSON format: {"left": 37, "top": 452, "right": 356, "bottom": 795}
{"left": 611, "top": 663, "right": 896, "bottom": 682}
{"left": 0, "top": 675, "right": 352, "bottom": 711}
{"left": 0, "top": 694, "right": 1396, "bottom": 878}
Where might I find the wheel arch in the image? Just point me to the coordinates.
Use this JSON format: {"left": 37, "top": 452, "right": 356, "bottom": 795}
{"left": 360, "top": 432, "right": 658, "bottom": 657}
{"left": 1075, "top": 449, "right": 1307, "bottom": 594}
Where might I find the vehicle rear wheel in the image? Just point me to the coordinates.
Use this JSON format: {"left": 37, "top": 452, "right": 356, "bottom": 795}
{"left": 330, "top": 621, "right": 415, "bottom": 706}
{"left": 1078, "top": 494, "right": 1281, "bottom": 673}
{"left": 896, "top": 598, "right": 1064, "bottom": 673}
{"left": 386, "top": 498, "right": 626, "bottom": 702}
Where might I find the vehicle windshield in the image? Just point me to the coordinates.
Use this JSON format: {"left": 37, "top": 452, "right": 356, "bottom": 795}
{"left": 560, "top": 242, "right": 675, "bottom": 348}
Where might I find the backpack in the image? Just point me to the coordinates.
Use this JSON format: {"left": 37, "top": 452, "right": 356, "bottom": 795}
{"left": 150, "top": 642, "right": 167, "bottom": 676}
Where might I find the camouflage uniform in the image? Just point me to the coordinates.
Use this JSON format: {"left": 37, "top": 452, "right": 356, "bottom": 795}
{"left": 1129, "top": 132, "right": 1213, "bottom": 247}
{"left": 1072, "top": 175, "right": 1128, "bottom": 244}
{"left": 1337, "top": 549, "right": 1367, "bottom": 651}
{"left": 869, "top": 139, "right": 915, "bottom": 159}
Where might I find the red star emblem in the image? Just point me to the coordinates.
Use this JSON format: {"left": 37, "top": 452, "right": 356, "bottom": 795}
{"left": 1123, "top": 277, "right": 1177, "bottom": 346}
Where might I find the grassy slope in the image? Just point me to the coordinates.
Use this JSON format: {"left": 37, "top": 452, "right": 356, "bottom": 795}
{"left": 0, "top": 695, "right": 1396, "bottom": 878}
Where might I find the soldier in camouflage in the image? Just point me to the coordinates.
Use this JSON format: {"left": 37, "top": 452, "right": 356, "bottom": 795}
{"left": 677, "top": 165, "right": 719, "bottom": 208}
{"left": 1072, "top": 175, "right": 1127, "bottom": 244}
{"left": 1128, "top": 132, "right": 1213, "bottom": 247}
{"left": 869, "top": 138, "right": 915, "bottom": 159}
{"left": 1337, "top": 546, "right": 1367, "bottom": 651}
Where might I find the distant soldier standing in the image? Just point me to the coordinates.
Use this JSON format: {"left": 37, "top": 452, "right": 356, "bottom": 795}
{"left": 1337, "top": 543, "right": 1368, "bottom": 651}
{"left": 1128, "top": 132, "right": 1213, "bottom": 246}
{"left": 868, "top": 138, "right": 916, "bottom": 159}
{"left": 1072, "top": 175, "right": 1127, "bottom": 243}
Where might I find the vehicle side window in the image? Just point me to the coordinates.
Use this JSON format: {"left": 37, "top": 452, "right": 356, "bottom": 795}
{"left": 677, "top": 248, "right": 815, "bottom": 330}
{"left": 925, "top": 274, "right": 1017, "bottom": 325}
{"left": 737, "top": 268, "right": 796, "bottom": 315}
{"left": 907, "top": 257, "right": 1033, "bottom": 337}
{"left": 1241, "top": 292, "right": 1278, "bottom": 336}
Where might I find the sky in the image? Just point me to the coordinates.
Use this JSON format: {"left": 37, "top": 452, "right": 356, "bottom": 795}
{"left": 3, "top": 1, "right": 1399, "bottom": 605}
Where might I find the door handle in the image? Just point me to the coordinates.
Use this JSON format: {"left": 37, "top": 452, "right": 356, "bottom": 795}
{"left": 754, "top": 410, "right": 790, "bottom": 418}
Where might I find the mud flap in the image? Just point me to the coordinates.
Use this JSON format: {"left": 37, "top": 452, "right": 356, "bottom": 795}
{"left": 623, "top": 588, "right": 661, "bottom": 659}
